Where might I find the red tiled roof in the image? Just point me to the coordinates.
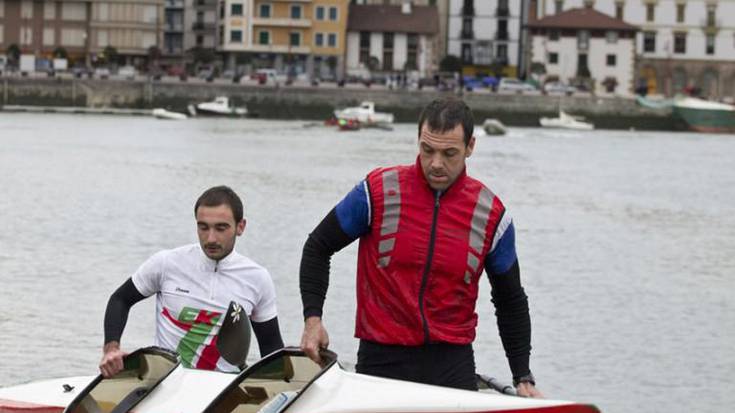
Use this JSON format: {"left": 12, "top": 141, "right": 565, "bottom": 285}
{"left": 528, "top": 7, "right": 638, "bottom": 31}
{"left": 347, "top": 4, "right": 439, "bottom": 35}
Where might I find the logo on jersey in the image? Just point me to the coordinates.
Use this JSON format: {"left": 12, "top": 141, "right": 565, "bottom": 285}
{"left": 162, "top": 306, "right": 222, "bottom": 370}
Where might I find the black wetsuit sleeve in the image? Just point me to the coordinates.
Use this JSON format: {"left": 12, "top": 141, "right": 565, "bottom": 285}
{"left": 487, "top": 259, "right": 532, "bottom": 379}
{"left": 104, "top": 278, "right": 146, "bottom": 344}
{"left": 300, "top": 208, "right": 358, "bottom": 319}
{"left": 251, "top": 316, "right": 285, "bottom": 357}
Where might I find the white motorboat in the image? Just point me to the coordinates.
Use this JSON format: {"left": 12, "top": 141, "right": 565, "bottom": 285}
{"left": 334, "top": 101, "right": 394, "bottom": 125}
{"left": 152, "top": 108, "right": 188, "bottom": 120}
{"left": 191, "top": 96, "right": 248, "bottom": 117}
{"left": 0, "top": 303, "right": 599, "bottom": 413}
{"left": 539, "top": 110, "right": 594, "bottom": 130}
{"left": 482, "top": 118, "right": 507, "bottom": 135}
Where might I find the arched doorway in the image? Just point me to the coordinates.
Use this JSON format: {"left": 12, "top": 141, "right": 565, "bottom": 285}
{"left": 672, "top": 67, "right": 687, "bottom": 95}
{"left": 639, "top": 66, "right": 658, "bottom": 95}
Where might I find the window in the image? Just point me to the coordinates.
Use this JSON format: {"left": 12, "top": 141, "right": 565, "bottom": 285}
{"left": 258, "top": 30, "right": 269, "bottom": 45}
{"left": 706, "top": 7, "right": 715, "bottom": 26}
{"left": 20, "top": 26, "right": 32, "bottom": 45}
{"left": 290, "top": 5, "right": 301, "bottom": 19}
{"left": 554, "top": 0, "right": 563, "bottom": 14}
{"left": 606, "top": 30, "right": 618, "bottom": 43}
{"left": 196, "top": 35, "right": 203, "bottom": 46}
{"left": 327, "top": 33, "right": 336, "bottom": 47}
{"left": 549, "top": 29, "right": 560, "bottom": 41}
{"left": 548, "top": 52, "right": 558, "bottom": 64}
{"left": 62, "top": 2, "right": 86, "bottom": 20}
{"left": 315, "top": 6, "right": 324, "bottom": 20}
{"left": 643, "top": 31, "right": 655, "bottom": 52}
{"left": 497, "top": 19, "right": 508, "bottom": 40}
{"left": 44, "top": 2, "right": 56, "bottom": 19}
{"left": 407, "top": 33, "right": 418, "bottom": 69}
{"left": 290, "top": 31, "right": 300, "bottom": 46}
{"left": 383, "top": 32, "right": 394, "bottom": 70}
{"left": 461, "top": 43, "right": 473, "bottom": 64}
{"left": 674, "top": 32, "right": 686, "bottom": 54}
{"left": 615, "top": 2, "right": 623, "bottom": 19}
{"left": 577, "top": 53, "right": 588, "bottom": 76}
{"left": 577, "top": 30, "right": 589, "bottom": 50}
{"left": 359, "top": 31, "right": 370, "bottom": 64}
{"left": 676, "top": 3, "right": 684, "bottom": 23}
{"left": 606, "top": 54, "right": 616, "bottom": 66}
{"left": 706, "top": 34, "right": 715, "bottom": 55}
{"left": 230, "top": 30, "right": 242, "bottom": 42}
{"left": 329, "top": 6, "right": 337, "bottom": 20}
{"left": 21, "top": 0, "right": 32, "bottom": 18}
{"left": 461, "top": 18, "right": 473, "bottom": 38}
{"left": 231, "top": 3, "right": 242, "bottom": 16}
{"left": 646, "top": 3, "right": 654, "bottom": 22}
{"left": 496, "top": 44, "right": 507, "bottom": 60}
{"left": 43, "top": 28, "right": 55, "bottom": 45}
{"left": 259, "top": 4, "right": 270, "bottom": 17}
{"left": 315, "top": 32, "right": 323, "bottom": 46}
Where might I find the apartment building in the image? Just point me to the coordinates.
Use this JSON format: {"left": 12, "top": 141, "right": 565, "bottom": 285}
{"left": 345, "top": 2, "right": 439, "bottom": 77}
{"left": 351, "top": 0, "right": 449, "bottom": 61}
{"left": 0, "top": 0, "right": 163, "bottom": 66}
{"left": 218, "top": 0, "right": 348, "bottom": 79}
{"left": 529, "top": 7, "right": 637, "bottom": 95}
{"left": 447, "top": 0, "right": 526, "bottom": 77}
{"left": 533, "top": 0, "right": 735, "bottom": 99}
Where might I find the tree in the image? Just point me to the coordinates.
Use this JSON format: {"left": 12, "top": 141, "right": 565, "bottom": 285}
{"left": 101, "top": 46, "right": 118, "bottom": 66}
{"left": 530, "top": 62, "right": 546, "bottom": 75}
{"left": 6, "top": 44, "right": 21, "bottom": 66}
{"left": 439, "top": 55, "right": 462, "bottom": 73}
{"left": 53, "top": 47, "right": 68, "bottom": 59}
{"left": 188, "top": 46, "right": 216, "bottom": 65}
{"left": 368, "top": 56, "right": 381, "bottom": 72}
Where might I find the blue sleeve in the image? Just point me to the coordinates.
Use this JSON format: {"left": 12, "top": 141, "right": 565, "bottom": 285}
{"left": 485, "top": 221, "right": 518, "bottom": 276}
{"left": 334, "top": 180, "right": 370, "bottom": 238}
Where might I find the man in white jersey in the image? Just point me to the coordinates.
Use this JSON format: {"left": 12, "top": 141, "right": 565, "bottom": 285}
{"left": 99, "top": 186, "right": 284, "bottom": 377}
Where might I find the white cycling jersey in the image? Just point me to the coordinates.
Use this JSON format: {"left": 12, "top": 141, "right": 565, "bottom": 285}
{"left": 132, "top": 243, "right": 278, "bottom": 372}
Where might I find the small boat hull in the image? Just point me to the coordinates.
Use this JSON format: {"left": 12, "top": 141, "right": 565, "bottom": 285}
{"left": 152, "top": 108, "right": 187, "bottom": 120}
{"left": 673, "top": 104, "right": 735, "bottom": 133}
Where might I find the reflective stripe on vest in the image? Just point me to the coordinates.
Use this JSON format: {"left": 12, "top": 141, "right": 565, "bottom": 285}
{"left": 465, "top": 186, "right": 495, "bottom": 283}
{"left": 378, "top": 169, "right": 401, "bottom": 268}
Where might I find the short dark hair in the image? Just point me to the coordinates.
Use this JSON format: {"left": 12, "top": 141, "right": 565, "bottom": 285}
{"left": 417, "top": 97, "right": 474, "bottom": 146}
{"left": 194, "top": 185, "right": 244, "bottom": 222}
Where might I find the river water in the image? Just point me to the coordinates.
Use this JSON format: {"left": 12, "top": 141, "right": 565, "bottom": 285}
{"left": 0, "top": 113, "right": 733, "bottom": 413}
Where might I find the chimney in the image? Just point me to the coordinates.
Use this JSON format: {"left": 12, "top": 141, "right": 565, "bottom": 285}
{"left": 402, "top": 1, "right": 412, "bottom": 14}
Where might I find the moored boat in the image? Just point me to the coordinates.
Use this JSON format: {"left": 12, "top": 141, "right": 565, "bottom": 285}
{"left": 334, "top": 101, "right": 394, "bottom": 125}
{"left": 190, "top": 96, "right": 248, "bottom": 117}
{"left": 152, "top": 108, "right": 188, "bottom": 120}
{"left": 672, "top": 97, "right": 735, "bottom": 133}
{"left": 539, "top": 110, "right": 594, "bottom": 130}
{"left": 482, "top": 118, "right": 507, "bottom": 135}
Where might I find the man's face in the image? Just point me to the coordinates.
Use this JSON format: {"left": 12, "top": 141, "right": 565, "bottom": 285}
{"left": 196, "top": 204, "right": 245, "bottom": 260}
{"left": 418, "top": 123, "right": 475, "bottom": 191}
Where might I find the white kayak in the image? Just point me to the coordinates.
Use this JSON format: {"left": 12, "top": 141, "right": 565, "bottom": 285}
{"left": 152, "top": 108, "right": 188, "bottom": 120}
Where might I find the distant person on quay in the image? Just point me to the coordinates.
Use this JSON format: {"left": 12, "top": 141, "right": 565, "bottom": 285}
{"left": 299, "top": 97, "right": 542, "bottom": 397}
{"left": 99, "top": 185, "right": 284, "bottom": 377}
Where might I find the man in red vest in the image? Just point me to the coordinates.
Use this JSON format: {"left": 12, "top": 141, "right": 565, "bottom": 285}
{"left": 299, "top": 97, "right": 541, "bottom": 397}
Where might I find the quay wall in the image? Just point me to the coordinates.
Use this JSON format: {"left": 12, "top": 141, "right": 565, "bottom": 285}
{"left": 0, "top": 77, "right": 677, "bottom": 130}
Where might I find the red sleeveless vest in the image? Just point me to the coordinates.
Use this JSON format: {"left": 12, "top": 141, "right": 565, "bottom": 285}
{"left": 355, "top": 158, "right": 505, "bottom": 345}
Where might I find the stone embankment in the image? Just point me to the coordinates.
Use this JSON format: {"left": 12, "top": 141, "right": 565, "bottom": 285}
{"left": 1, "top": 77, "right": 676, "bottom": 130}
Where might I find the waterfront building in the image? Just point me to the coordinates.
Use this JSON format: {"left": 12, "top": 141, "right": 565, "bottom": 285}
{"left": 352, "top": 0, "right": 449, "bottom": 64}
{"left": 217, "top": 0, "right": 348, "bottom": 79}
{"left": 0, "top": 0, "right": 164, "bottom": 67}
{"left": 162, "top": 0, "right": 218, "bottom": 69}
{"left": 447, "top": 0, "right": 526, "bottom": 77}
{"left": 345, "top": 2, "right": 439, "bottom": 78}
{"left": 528, "top": 7, "right": 637, "bottom": 96}
{"left": 532, "top": 0, "right": 735, "bottom": 99}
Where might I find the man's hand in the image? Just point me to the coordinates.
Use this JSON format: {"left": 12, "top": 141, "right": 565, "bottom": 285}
{"left": 300, "top": 316, "right": 329, "bottom": 364}
{"left": 99, "top": 341, "right": 128, "bottom": 378}
{"left": 516, "top": 382, "right": 543, "bottom": 398}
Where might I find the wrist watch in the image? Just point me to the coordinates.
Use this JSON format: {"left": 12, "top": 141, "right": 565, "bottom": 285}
{"left": 513, "top": 372, "right": 536, "bottom": 387}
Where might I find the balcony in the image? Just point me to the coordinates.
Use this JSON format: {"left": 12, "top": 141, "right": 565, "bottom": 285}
{"left": 165, "top": 0, "right": 184, "bottom": 8}
{"left": 460, "top": 30, "right": 474, "bottom": 40}
{"left": 165, "top": 22, "right": 184, "bottom": 32}
{"left": 496, "top": 7, "right": 509, "bottom": 17}
{"left": 194, "top": 0, "right": 217, "bottom": 8}
{"left": 700, "top": 17, "right": 721, "bottom": 33}
{"left": 192, "top": 21, "right": 216, "bottom": 31}
{"left": 251, "top": 17, "right": 312, "bottom": 28}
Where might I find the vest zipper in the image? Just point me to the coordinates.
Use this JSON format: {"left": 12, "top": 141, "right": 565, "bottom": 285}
{"left": 211, "top": 260, "right": 218, "bottom": 300}
{"left": 419, "top": 190, "right": 441, "bottom": 344}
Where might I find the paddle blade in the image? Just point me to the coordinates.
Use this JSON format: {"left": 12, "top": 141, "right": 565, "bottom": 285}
{"left": 217, "top": 301, "right": 251, "bottom": 368}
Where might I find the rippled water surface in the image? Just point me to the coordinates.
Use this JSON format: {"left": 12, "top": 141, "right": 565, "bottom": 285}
{"left": 1, "top": 113, "right": 733, "bottom": 413}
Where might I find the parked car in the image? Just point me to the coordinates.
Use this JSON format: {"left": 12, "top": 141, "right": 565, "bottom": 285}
{"left": 254, "top": 68, "right": 287, "bottom": 85}
{"left": 498, "top": 78, "right": 537, "bottom": 93}
{"left": 544, "top": 81, "right": 577, "bottom": 95}
{"left": 117, "top": 66, "right": 137, "bottom": 80}
{"left": 93, "top": 67, "right": 110, "bottom": 79}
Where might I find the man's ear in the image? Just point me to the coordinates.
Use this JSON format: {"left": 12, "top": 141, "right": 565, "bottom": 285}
{"left": 466, "top": 135, "right": 476, "bottom": 157}
{"left": 236, "top": 219, "right": 246, "bottom": 236}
